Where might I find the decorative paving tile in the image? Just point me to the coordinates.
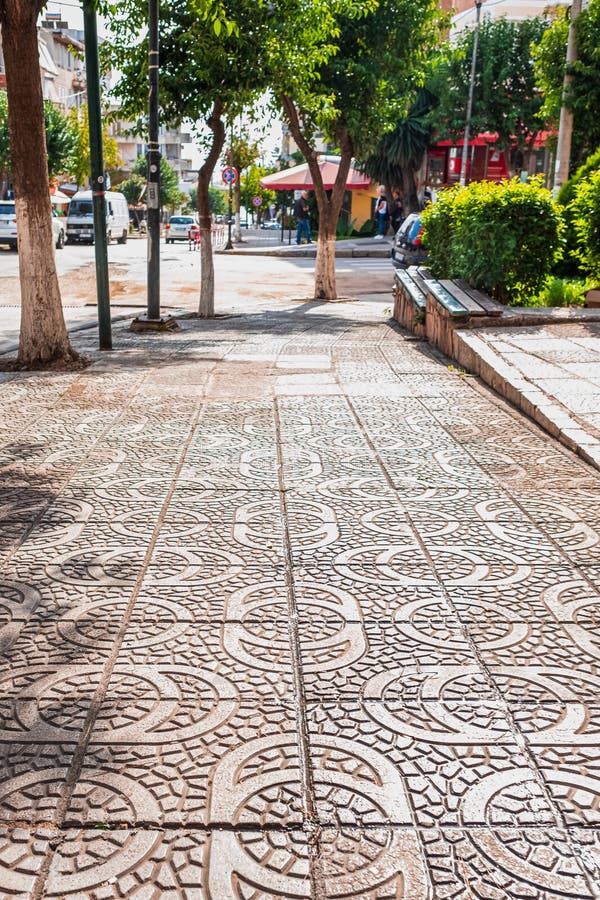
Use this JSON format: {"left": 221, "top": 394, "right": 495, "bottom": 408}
{"left": 420, "top": 826, "right": 596, "bottom": 899}
{"left": 0, "top": 827, "right": 53, "bottom": 897}
{"left": 0, "top": 743, "right": 74, "bottom": 824}
{"left": 45, "top": 828, "right": 312, "bottom": 898}
{"left": 68, "top": 707, "right": 301, "bottom": 827}
{"left": 115, "top": 621, "right": 294, "bottom": 701}
{"left": 471, "top": 622, "right": 600, "bottom": 676}
{"left": 447, "top": 572, "right": 599, "bottom": 624}
{"left": 300, "top": 617, "right": 478, "bottom": 699}
{"left": 308, "top": 703, "right": 556, "bottom": 829}
{"left": 318, "top": 827, "right": 430, "bottom": 898}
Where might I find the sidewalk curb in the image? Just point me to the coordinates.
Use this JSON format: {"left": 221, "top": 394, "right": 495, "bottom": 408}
{"left": 455, "top": 330, "right": 600, "bottom": 472}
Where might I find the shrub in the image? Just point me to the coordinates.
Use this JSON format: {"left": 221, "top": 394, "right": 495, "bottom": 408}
{"left": 522, "top": 276, "right": 587, "bottom": 308}
{"left": 357, "top": 218, "right": 377, "bottom": 237}
{"left": 570, "top": 170, "right": 600, "bottom": 279}
{"left": 555, "top": 147, "right": 600, "bottom": 276}
{"left": 421, "top": 178, "right": 563, "bottom": 303}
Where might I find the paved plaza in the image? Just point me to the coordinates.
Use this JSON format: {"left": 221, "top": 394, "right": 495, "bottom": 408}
{"left": 1, "top": 298, "right": 600, "bottom": 897}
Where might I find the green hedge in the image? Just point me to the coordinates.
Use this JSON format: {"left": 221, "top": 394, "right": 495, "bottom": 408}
{"left": 570, "top": 170, "right": 600, "bottom": 280}
{"left": 421, "top": 178, "right": 563, "bottom": 303}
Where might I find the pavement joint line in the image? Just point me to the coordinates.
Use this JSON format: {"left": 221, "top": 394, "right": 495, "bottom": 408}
{"left": 29, "top": 366, "right": 212, "bottom": 900}
{"left": 273, "top": 396, "right": 323, "bottom": 900}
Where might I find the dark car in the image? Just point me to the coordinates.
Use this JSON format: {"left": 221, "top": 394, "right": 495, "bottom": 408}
{"left": 390, "top": 213, "right": 428, "bottom": 269}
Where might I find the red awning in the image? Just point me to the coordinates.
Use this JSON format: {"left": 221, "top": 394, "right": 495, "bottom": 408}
{"left": 259, "top": 158, "right": 371, "bottom": 191}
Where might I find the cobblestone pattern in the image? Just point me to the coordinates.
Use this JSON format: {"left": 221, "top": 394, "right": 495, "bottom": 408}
{"left": 0, "top": 311, "right": 599, "bottom": 896}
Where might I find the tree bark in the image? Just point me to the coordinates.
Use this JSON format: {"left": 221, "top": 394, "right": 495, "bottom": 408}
{"left": 0, "top": 0, "right": 78, "bottom": 367}
{"left": 402, "top": 166, "right": 420, "bottom": 214}
{"left": 197, "top": 102, "right": 225, "bottom": 318}
{"left": 280, "top": 94, "right": 353, "bottom": 301}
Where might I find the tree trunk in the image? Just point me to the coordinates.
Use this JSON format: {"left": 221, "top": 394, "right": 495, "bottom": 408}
{"left": 279, "top": 94, "right": 353, "bottom": 302}
{"left": 314, "top": 208, "right": 337, "bottom": 300}
{"left": 402, "top": 166, "right": 420, "bottom": 213}
{"left": 196, "top": 102, "right": 225, "bottom": 318}
{"left": 1, "top": 1, "right": 78, "bottom": 367}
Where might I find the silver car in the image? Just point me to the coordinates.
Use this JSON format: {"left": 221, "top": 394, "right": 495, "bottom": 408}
{"left": 165, "top": 215, "right": 197, "bottom": 243}
{"left": 0, "top": 200, "right": 65, "bottom": 251}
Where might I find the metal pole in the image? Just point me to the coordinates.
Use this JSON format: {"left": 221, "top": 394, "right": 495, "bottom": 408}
{"left": 553, "top": 0, "right": 582, "bottom": 197}
{"left": 147, "top": 0, "right": 161, "bottom": 318}
{"left": 225, "top": 179, "right": 233, "bottom": 250}
{"left": 459, "top": 0, "right": 483, "bottom": 188}
{"left": 83, "top": 0, "right": 111, "bottom": 350}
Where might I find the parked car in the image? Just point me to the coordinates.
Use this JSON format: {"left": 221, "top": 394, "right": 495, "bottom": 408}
{"left": 0, "top": 200, "right": 65, "bottom": 251}
{"left": 260, "top": 219, "right": 281, "bottom": 230}
{"left": 165, "top": 215, "right": 197, "bottom": 243}
{"left": 390, "top": 213, "right": 427, "bottom": 269}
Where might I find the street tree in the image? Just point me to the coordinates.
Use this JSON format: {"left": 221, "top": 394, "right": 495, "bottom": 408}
{"left": 0, "top": 0, "right": 78, "bottom": 367}
{"left": 362, "top": 88, "right": 436, "bottom": 215}
{"left": 105, "top": 0, "right": 281, "bottom": 317}
{"left": 533, "top": 0, "right": 600, "bottom": 168}
{"left": 430, "top": 16, "right": 549, "bottom": 170}
{"left": 68, "top": 104, "right": 122, "bottom": 188}
{"left": 0, "top": 94, "right": 76, "bottom": 181}
{"left": 270, "top": 0, "right": 441, "bottom": 300}
{"left": 227, "top": 133, "right": 259, "bottom": 240}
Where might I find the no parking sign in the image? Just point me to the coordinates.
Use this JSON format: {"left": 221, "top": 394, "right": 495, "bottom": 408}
{"left": 222, "top": 166, "right": 238, "bottom": 185}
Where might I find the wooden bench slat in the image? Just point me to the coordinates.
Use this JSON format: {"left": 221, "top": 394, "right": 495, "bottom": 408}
{"left": 452, "top": 279, "right": 504, "bottom": 317}
{"left": 439, "top": 280, "right": 487, "bottom": 316}
{"left": 395, "top": 270, "right": 426, "bottom": 310}
{"left": 425, "top": 280, "right": 468, "bottom": 317}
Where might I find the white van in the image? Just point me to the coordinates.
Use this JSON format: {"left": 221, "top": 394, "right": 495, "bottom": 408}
{"left": 66, "top": 190, "right": 129, "bottom": 244}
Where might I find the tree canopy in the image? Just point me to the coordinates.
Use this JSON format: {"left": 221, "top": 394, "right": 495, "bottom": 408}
{"left": 533, "top": 0, "right": 600, "bottom": 167}
{"left": 429, "top": 16, "right": 549, "bottom": 154}
{"left": 132, "top": 153, "right": 182, "bottom": 208}
{"left": 0, "top": 92, "right": 77, "bottom": 180}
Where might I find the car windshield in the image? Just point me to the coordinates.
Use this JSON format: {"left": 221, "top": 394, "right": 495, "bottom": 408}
{"left": 0, "top": 203, "right": 15, "bottom": 216}
{"left": 69, "top": 200, "right": 93, "bottom": 216}
{"left": 170, "top": 217, "right": 194, "bottom": 225}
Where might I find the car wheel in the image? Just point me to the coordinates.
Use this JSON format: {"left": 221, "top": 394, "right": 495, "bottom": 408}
{"left": 106, "top": 230, "right": 112, "bottom": 244}
{"left": 117, "top": 230, "right": 127, "bottom": 244}
{"left": 55, "top": 229, "right": 65, "bottom": 250}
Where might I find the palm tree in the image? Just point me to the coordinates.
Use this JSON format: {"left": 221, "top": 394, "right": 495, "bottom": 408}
{"left": 362, "top": 89, "right": 436, "bottom": 213}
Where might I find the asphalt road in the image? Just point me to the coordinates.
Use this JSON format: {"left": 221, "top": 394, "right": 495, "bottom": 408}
{"left": 0, "top": 231, "right": 394, "bottom": 353}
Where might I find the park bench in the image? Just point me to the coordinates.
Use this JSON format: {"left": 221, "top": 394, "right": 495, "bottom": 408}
{"left": 392, "top": 266, "right": 504, "bottom": 356}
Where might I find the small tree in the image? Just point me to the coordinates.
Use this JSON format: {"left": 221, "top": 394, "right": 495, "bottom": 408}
{"left": 227, "top": 133, "right": 258, "bottom": 240}
{"left": 132, "top": 153, "right": 181, "bottom": 210}
{"left": 271, "top": 0, "right": 441, "bottom": 300}
{"left": 68, "top": 104, "right": 122, "bottom": 188}
{"left": 0, "top": 93, "right": 77, "bottom": 187}
{"left": 431, "top": 16, "right": 549, "bottom": 170}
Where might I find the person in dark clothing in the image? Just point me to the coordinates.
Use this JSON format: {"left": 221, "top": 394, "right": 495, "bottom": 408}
{"left": 294, "top": 191, "right": 312, "bottom": 244}
{"left": 390, "top": 190, "right": 404, "bottom": 234}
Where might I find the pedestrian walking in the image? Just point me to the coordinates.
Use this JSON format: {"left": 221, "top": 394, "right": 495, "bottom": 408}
{"left": 294, "top": 191, "right": 312, "bottom": 245}
{"left": 374, "top": 186, "right": 388, "bottom": 239}
{"left": 390, "top": 190, "right": 404, "bottom": 235}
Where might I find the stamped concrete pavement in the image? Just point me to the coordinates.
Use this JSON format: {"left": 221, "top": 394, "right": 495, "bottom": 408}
{"left": 1, "top": 298, "right": 600, "bottom": 898}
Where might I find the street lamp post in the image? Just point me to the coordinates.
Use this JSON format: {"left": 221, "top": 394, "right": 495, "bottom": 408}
{"left": 459, "top": 0, "right": 483, "bottom": 189}
{"left": 131, "top": 0, "right": 176, "bottom": 331}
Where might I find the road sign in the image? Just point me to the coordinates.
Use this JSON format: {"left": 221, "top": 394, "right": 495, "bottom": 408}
{"left": 252, "top": 196, "right": 262, "bottom": 207}
{"left": 222, "top": 166, "right": 238, "bottom": 185}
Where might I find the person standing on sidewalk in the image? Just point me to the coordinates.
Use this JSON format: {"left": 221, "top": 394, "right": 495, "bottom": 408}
{"left": 374, "top": 186, "right": 388, "bottom": 239}
{"left": 294, "top": 191, "right": 312, "bottom": 244}
{"left": 390, "top": 190, "right": 404, "bottom": 235}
